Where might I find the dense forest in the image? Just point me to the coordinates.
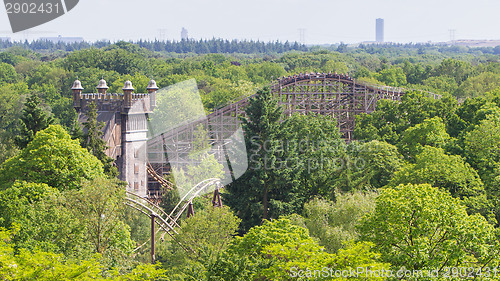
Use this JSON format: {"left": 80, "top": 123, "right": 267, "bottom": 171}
{"left": 0, "top": 39, "right": 308, "bottom": 54}
{"left": 1, "top": 40, "right": 500, "bottom": 280}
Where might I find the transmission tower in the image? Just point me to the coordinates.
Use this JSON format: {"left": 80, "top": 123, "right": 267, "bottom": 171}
{"left": 158, "top": 29, "right": 167, "bottom": 42}
{"left": 448, "top": 29, "right": 456, "bottom": 45}
{"left": 298, "top": 28, "right": 306, "bottom": 45}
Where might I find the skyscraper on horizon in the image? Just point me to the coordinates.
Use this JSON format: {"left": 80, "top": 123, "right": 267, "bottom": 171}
{"left": 181, "top": 27, "right": 188, "bottom": 40}
{"left": 376, "top": 18, "right": 384, "bottom": 43}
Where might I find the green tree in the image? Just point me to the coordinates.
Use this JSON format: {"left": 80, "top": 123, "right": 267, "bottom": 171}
{"left": 224, "top": 87, "right": 298, "bottom": 233}
{"left": 174, "top": 205, "right": 240, "bottom": 261}
{"left": 330, "top": 142, "right": 374, "bottom": 192}
{"left": 8, "top": 186, "right": 88, "bottom": 257}
{"left": 81, "top": 102, "right": 118, "bottom": 178}
{"left": 0, "top": 62, "right": 17, "bottom": 85}
{"left": 399, "top": 116, "right": 450, "bottom": 159}
{"left": 0, "top": 229, "right": 167, "bottom": 280}
{"left": 0, "top": 125, "right": 105, "bottom": 191}
{"left": 375, "top": 67, "right": 407, "bottom": 87}
{"left": 290, "top": 191, "right": 377, "bottom": 253}
{"left": 160, "top": 204, "right": 241, "bottom": 280}
{"left": 354, "top": 92, "right": 458, "bottom": 146}
{"left": 0, "top": 181, "right": 57, "bottom": 229}
{"left": 456, "top": 72, "right": 500, "bottom": 98}
{"left": 65, "top": 177, "right": 134, "bottom": 255}
{"left": 464, "top": 113, "right": 500, "bottom": 186}
{"left": 388, "top": 146, "right": 488, "bottom": 217}
{"left": 209, "top": 219, "right": 389, "bottom": 280}
{"left": 278, "top": 113, "right": 344, "bottom": 198}
{"left": 15, "top": 93, "right": 54, "bottom": 149}
{"left": 359, "top": 183, "right": 499, "bottom": 271}
{"left": 357, "top": 140, "right": 403, "bottom": 188}
{"left": 433, "top": 58, "right": 471, "bottom": 85}
{"left": 463, "top": 113, "right": 500, "bottom": 222}
{"left": 0, "top": 83, "right": 27, "bottom": 164}
{"left": 422, "top": 75, "right": 458, "bottom": 95}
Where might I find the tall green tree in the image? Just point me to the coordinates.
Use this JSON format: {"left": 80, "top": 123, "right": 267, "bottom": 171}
{"left": 0, "top": 83, "right": 25, "bottom": 140}
{"left": 224, "top": 87, "right": 298, "bottom": 233}
{"left": 15, "top": 93, "right": 54, "bottom": 149}
{"left": 159, "top": 204, "right": 241, "bottom": 280}
{"left": 81, "top": 102, "right": 118, "bottom": 178}
{"left": 278, "top": 114, "right": 344, "bottom": 199}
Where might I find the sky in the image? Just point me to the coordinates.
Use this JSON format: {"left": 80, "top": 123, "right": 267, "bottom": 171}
{"left": 0, "top": 0, "right": 499, "bottom": 44}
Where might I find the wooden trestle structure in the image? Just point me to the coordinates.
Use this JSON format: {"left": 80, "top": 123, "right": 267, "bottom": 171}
{"left": 146, "top": 73, "right": 439, "bottom": 198}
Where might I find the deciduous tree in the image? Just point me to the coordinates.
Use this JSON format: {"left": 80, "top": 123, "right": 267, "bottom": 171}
{"left": 359, "top": 183, "right": 499, "bottom": 271}
{"left": 0, "top": 125, "right": 105, "bottom": 191}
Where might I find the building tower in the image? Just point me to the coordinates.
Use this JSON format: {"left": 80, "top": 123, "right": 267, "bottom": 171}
{"left": 181, "top": 27, "right": 188, "bottom": 40}
{"left": 72, "top": 78, "right": 157, "bottom": 197}
{"left": 376, "top": 18, "right": 384, "bottom": 43}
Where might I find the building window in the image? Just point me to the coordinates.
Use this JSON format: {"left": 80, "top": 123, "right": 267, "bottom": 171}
{"left": 134, "top": 164, "right": 139, "bottom": 174}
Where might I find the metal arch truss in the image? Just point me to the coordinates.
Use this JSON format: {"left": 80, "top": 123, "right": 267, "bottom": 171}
{"left": 124, "top": 179, "right": 222, "bottom": 256}
{"left": 125, "top": 191, "right": 180, "bottom": 235}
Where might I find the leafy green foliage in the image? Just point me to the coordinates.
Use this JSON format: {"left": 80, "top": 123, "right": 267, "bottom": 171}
{"left": 290, "top": 191, "right": 377, "bottom": 253}
{"left": 356, "top": 140, "right": 403, "bottom": 188}
{"left": 456, "top": 72, "right": 500, "bottom": 98}
{"left": 0, "top": 125, "right": 105, "bottom": 191}
{"left": 278, "top": 114, "right": 344, "bottom": 198}
{"left": 15, "top": 93, "right": 54, "bottom": 149}
{"left": 465, "top": 114, "right": 500, "bottom": 186}
{"left": 160, "top": 204, "right": 241, "bottom": 279}
{"left": 65, "top": 177, "right": 134, "bottom": 255}
{"left": 209, "top": 219, "right": 389, "bottom": 280}
{"left": 399, "top": 116, "right": 450, "bottom": 158}
{"left": 359, "top": 183, "right": 499, "bottom": 271}
{"left": 433, "top": 58, "right": 472, "bottom": 86}
{"left": 375, "top": 67, "right": 407, "bottom": 87}
{"left": 389, "top": 146, "right": 488, "bottom": 217}
{"left": 0, "top": 229, "right": 167, "bottom": 280}
{"left": 0, "top": 181, "right": 57, "bottom": 229}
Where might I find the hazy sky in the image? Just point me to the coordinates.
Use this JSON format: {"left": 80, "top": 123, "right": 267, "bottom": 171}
{"left": 1, "top": 0, "right": 499, "bottom": 44}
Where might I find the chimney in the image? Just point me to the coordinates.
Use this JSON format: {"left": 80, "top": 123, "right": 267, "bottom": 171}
{"left": 147, "top": 79, "right": 159, "bottom": 110}
{"left": 71, "top": 79, "right": 84, "bottom": 110}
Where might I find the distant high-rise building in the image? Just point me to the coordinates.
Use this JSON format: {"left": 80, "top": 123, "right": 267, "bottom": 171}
{"left": 376, "top": 18, "right": 384, "bottom": 43}
{"left": 181, "top": 27, "right": 188, "bottom": 40}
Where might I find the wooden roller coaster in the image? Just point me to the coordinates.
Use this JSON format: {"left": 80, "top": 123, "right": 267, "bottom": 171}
{"left": 146, "top": 73, "right": 439, "bottom": 197}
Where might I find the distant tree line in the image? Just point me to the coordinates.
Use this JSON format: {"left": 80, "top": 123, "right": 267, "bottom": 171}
{"left": 0, "top": 38, "right": 308, "bottom": 54}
